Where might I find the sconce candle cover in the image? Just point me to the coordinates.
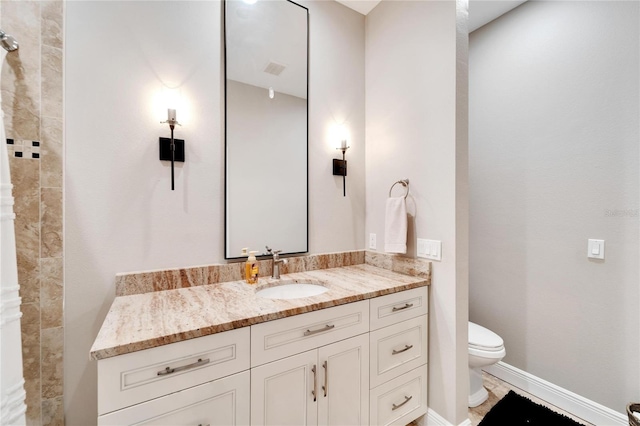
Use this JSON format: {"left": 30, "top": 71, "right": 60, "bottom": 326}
{"left": 332, "top": 139, "right": 349, "bottom": 197}
{"left": 159, "top": 107, "right": 184, "bottom": 191}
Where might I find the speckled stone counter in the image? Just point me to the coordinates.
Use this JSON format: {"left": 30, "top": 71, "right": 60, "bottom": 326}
{"left": 91, "top": 262, "right": 430, "bottom": 360}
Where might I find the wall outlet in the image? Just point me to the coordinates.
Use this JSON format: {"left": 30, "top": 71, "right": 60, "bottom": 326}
{"left": 369, "top": 233, "right": 377, "bottom": 250}
{"left": 417, "top": 238, "right": 442, "bottom": 261}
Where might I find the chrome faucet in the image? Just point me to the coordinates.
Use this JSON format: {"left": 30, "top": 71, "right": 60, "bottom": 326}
{"left": 266, "top": 246, "right": 287, "bottom": 279}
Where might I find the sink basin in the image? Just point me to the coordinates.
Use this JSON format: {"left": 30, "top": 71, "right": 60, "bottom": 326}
{"left": 256, "top": 282, "right": 329, "bottom": 300}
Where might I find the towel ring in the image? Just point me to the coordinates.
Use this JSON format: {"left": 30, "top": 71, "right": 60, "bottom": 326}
{"left": 388, "top": 179, "right": 410, "bottom": 199}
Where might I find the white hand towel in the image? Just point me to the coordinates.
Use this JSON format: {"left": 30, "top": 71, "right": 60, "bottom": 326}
{"left": 384, "top": 197, "right": 407, "bottom": 254}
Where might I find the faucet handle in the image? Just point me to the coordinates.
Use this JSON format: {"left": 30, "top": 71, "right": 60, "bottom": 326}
{"left": 265, "top": 246, "right": 282, "bottom": 256}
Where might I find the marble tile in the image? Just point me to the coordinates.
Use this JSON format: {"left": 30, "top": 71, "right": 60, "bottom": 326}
{"left": 2, "top": 0, "right": 65, "bottom": 421}
{"left": 365, "top": 250, "right": 431, "bottom": 278}
{"left": 41, "top": 187, "right": 62, "bottom": 258}
{"left": 1, "top": 1, "right": 40, "bottom": 45}
{"left": 41, "top": 258, "right": 63, "bottom": 328}
{"left": 95, "top": 264, "right": 429, "bottom": 359}
{"left": 365, "top": 250, "right": 393, "bottom": 270}
{"left": 41, "top": 1, "right": 63, "bottom": 50}
{"left": 10, "top": 156, "right": 41, "bottom": 304}
{"left": 115, "top": 250, "right": 366, "bottom": 296}
{"left": 17, "top": 250, "right": 40, "bottom": 305}
{"left": 24, "top": 377, "right": 41, "bottom": 426}
{"left": 41, "top": 326, "right": 63, "bottom": 399}
{"left": 42, "top": 396, "right": 64, "bottom": 426}
{"left": 1, "top": 0, "right": 42, "bottom": 139}
{"left": 10, "top": 154, "right": 40, "bottom": 219}
{"left": 20, "top": 302, "right": 41, "bottom": 381}
{"left": 41, "top": 117, "right": 62, "bottom": 188}
{"left": 41, "top": 45, "right": 62, "bottom": 119}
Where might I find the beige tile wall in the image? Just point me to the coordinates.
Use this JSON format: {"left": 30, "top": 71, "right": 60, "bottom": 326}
{"left": 1, "top": 1, "right": 64, "bottom": 425}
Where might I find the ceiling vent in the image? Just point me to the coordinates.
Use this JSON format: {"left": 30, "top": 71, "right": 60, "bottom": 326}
{"left": 263, "top": 61, "right": 286, "bottom": 76}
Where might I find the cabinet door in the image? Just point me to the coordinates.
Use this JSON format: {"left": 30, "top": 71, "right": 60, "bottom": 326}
{"left": 317, "top": 334, "right": 369, "bottom": 426}
{"left": 98, "top": 370, "right": 250, "bottom": 426}
{"left": 251, "top": 349, "right": 318, "bottom": 426}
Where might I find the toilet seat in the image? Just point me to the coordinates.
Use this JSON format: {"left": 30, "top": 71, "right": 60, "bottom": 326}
{"left": 469, "top": 322, "right": 504, "bottom": 352}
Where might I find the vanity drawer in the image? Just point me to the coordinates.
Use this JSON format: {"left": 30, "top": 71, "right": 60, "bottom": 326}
{"left": 98, "top": 370, "right": 250, "bottom": 425}
{"left": 369, "top": 287, "right": 428, "bottom": 331}
{"left": 370, "top": 315, "right": 428, "bottom": 388}
{"left": 251, "top": 300, "right": 369, "bottom": 367}
{"left": 98, "top": 327, "right": 250, "bottom": 415}
{"left": 369, "top": 365, "right": 428, "bottom": 426}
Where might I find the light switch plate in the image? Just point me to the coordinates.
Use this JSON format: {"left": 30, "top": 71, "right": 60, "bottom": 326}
{"left": 418, "top": 238, "right": 441, "bottom": 261}
{"left": 588, "top": 239, "right": 605, "bottom": 259}
{"left": 417, "top": 239, "right": 428, "bottom": 258}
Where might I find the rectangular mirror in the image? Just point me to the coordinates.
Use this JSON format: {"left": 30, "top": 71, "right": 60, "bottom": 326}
{"left": 224, "top": 0, "right": 309, "bottom": 259}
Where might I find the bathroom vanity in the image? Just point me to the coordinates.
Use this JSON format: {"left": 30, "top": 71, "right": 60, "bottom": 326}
{"left": 91, "top": 263, "right": 430, "bottom": 425}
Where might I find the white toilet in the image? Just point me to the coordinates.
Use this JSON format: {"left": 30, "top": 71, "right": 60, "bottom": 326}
{"left": 468, "top": 321, "right": 506, "bottom": 407}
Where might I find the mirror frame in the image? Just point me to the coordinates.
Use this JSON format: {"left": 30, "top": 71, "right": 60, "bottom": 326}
{"left": 223, "top": 0, "right": 310, "bottom": 260}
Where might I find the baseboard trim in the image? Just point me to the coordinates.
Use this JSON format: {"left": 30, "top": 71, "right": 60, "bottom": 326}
{"left": 426, "top": 408, "right": 450, "bottom": 425}
{"left": 484, "top": 362, "right": 627, "bottom": 426}
{"left": 425, "top": 408, "right": 472, "bottom": 426}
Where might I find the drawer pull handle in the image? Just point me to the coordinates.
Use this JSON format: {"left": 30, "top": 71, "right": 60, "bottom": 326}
{"left": 312, "top": 364, "right": 317, "bottom": 401}
{"left": 322, "top": 361, "right": 328, "bottom": 397}
{"left": 392, "top": 303, "right": 414, "bottom": 312}
{"left": 392, "top": 395, "right": 413, "bottom": 411}
{"left": 304, "top": 324, "right": 335, "bottom": 336}
{"left": 157, "top": 358, "right": 210, "bottom": 376}
{"left": 392, "top": 344, "right": 414, "bottom": 355}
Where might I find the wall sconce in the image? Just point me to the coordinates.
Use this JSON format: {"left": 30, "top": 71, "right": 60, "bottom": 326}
{"left": 159, "top": 108, "right": 185, "bottom": 190}
{"left": 332, "top": 139, "right": 349, "bottom": 197}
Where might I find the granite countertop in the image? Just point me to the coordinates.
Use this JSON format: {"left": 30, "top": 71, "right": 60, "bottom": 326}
{"left": 90, "top": 264, "right": 429, "bottom": 360}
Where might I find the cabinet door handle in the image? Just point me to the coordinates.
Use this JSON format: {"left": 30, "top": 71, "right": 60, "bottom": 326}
{"left": 392, "top": 303, "right": 414, "bottom": 312}
{"left": 392, "top": 344, "right": 414, "bottom": 355}
{"left": 311, "top": 364, "right": 317, "bottom": 401}
{"left": 392, "top": 395, "right": 413, "bottom": 411}
{"left": 304, "top": 324, "right": 335, "bottom": 336}
{"left": 322, "top": 361, "right": 328, "bottom": 397}
{"left": 157, "top": 358, "right": 210, "bottom": 376}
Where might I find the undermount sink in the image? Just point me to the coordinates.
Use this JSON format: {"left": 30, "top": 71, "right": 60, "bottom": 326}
{"left": 256, "top": 281, "right": 329, "bottom": 300}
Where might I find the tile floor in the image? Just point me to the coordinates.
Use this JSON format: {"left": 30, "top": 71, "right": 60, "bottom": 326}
{"left": 468, "top": 372, "right": 594, "bottom": 426}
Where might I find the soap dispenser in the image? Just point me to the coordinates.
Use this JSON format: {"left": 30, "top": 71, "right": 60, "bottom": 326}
{"left": 243, "top": 249, "right": 259, "bottom": 284}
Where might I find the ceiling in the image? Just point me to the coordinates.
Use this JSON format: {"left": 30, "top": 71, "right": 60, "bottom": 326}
{"left": 335, "top": 0, "right": 527, "bottom": 32}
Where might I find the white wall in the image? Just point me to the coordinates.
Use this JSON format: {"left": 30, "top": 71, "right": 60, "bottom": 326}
{"left": 469, "top": 0, "right": 639, "bottom": 413}
{"left": 365, "top": 0, "right": 469, "bottom": 423}
{"left": 64, "top": 1, "right": 365, "bottom": 423}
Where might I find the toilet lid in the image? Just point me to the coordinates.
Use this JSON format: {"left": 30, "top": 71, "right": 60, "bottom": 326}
{"left": 469, "top": 322, "right": 504, "bottom": 350}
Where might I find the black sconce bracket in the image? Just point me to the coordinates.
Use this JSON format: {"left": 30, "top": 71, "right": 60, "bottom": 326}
{"left": 159, "top": 137, "right": 185, "bottom": 162}
{"left": 332, "top": 158, "right": 347, "bottom": 177}
{"left": 332, "top": 148, "right": 348, "bottom": 197}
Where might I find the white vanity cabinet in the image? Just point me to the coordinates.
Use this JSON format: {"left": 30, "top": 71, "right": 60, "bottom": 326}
{"left": 98, "top": 371, "right": 250, "bottom": 426}
{"left": 250, "top": 299, "right": 370, "bottom": 426}
{"left": 251, "top": 334, "right": 369, "bottom": 426}
{"left": 97, "top": 327, "right": 251, "bottom": 425}
{"left": 368, "top": 287, "right": 429, "bottom": 426}
{"left": 96, "top": 286, "right": 428, "bottom": 426}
